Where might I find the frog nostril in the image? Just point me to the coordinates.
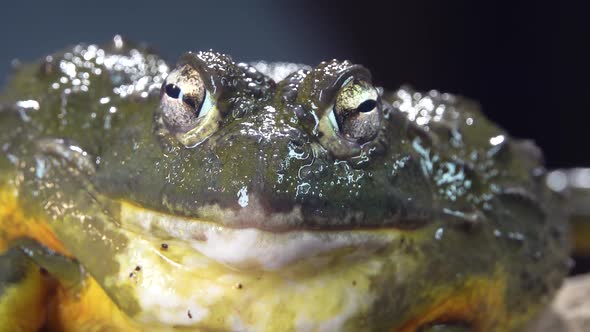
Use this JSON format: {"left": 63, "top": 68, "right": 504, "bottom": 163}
{"left": 165, "top": 84, "right": 182, "bottom": 99}
{"left": 356, "top": 99, "right": 377, "bottom": 113}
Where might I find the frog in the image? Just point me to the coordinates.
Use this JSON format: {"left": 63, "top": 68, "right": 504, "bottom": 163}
{"left": 0, "top": 36, "right": 572, "bottom": 332}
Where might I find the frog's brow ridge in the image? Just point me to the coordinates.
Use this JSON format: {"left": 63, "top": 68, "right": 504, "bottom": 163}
{"left": 249, "top": 62, "right": 311, "bottom": 82}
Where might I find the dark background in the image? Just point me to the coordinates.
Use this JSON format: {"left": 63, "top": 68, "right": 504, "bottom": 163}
{"left": 1, "top": 0, "right": 588, "bottom": 169}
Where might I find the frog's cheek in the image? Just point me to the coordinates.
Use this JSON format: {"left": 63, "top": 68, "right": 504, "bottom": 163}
{"left": 21, "top": 147, "right": 141, "bottom": 317}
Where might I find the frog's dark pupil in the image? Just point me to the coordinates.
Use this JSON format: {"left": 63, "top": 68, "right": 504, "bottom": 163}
{"left": 165, "top": 84, "right": 181, "bottom": 99}
{"left": 356, "top": 99, "right": 377, "bottom": 113}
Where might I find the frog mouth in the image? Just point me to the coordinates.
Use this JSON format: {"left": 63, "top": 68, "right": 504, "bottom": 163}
{"left": 120, "top": 202, "right": 397, "bottom": 271}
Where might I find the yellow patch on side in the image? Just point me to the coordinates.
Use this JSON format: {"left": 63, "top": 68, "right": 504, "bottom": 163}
{"left": 0, "top": 185, "right": 70, "bottom": 255}
{"left": 394, "top": 272, "right": 509, "bottom": 332}
{"left": 46, "top": 276, "right": 140, "bottom": 332}
{"left": 0, "top": 263, "right": 50, "bottom": 332}
{"left": 0, "top": 185, "right": 136, "bottom": 331}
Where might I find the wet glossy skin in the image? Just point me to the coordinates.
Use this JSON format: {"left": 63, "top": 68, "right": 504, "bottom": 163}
{"left": 0, "top": 38, "right": 570, "bottom": 331}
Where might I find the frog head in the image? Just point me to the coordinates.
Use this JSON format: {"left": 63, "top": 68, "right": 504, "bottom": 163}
{"left": 145, "top": 51, "right": 433, "bottom": 233}
{"left": 8, "top": 41, "right": 568, "bottom": 331}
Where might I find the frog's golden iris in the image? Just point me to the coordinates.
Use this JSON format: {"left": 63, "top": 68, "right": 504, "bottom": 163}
{"left": 0, "top": 37, "right": 569, "bottom": 331}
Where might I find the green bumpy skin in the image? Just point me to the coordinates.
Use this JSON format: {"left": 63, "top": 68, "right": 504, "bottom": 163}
{"left": 0, "top": 37, "right": 570, "bottom": 332}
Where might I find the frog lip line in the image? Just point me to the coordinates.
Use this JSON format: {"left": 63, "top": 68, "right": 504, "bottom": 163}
{"left": 120, "top": 202, "right": 398, "bottom": 270}
{"left": 122, "top": 191, "right": 436, "bottom": 233}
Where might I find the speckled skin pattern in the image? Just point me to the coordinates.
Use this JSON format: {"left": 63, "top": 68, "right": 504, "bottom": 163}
{"left": 0, "top": 37, "right": 570, "bottom": 331}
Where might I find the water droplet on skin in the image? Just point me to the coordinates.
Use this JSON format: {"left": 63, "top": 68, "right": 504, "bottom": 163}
{"left": 434, "top": 227, "right": 444, "bottom": 240}
{"left": 296, "top": 182, "right": 311, "bottom": 196}
{"left": 489, "top": 135, "right": 505, "bottom": 146}
{"left": 237, "top": 186, "right": 249, "bottom": 208}
{"left": 507, "top": 231, "right": 525, "bottom": 245}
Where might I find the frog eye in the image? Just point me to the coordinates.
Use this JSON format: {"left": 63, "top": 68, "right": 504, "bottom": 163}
{"left": 318, "top": 77, "right": 383, "bottom": 157}
{"left": 159, "top": 64, "right": 219, "bottom": 147}
{"left": 329, "top": 78, "right": 381, "bottom": 143}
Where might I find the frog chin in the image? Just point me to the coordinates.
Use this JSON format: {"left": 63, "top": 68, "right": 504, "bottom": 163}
{"left": 120, "top": 201, "right": 395, "bottom": 271}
